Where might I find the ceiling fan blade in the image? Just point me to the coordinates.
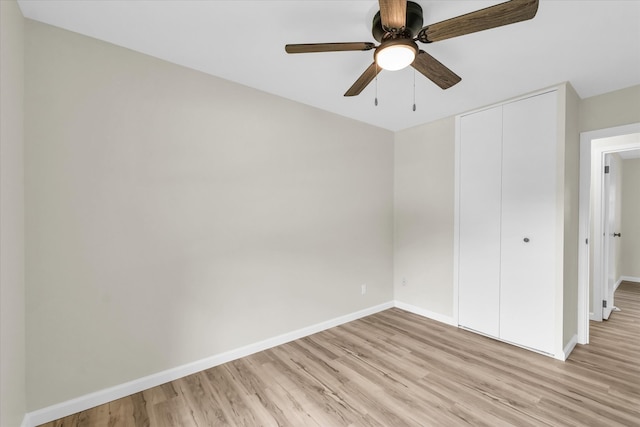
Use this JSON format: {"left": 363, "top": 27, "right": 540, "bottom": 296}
{"left": 285, "top": 42, "right": 375, "bottom": 54}
{"left": 417, "top": 0, "right": 538, "bottom": 43}
{"left": 411, "top": 50, "right": 461, "bottom": 90}
{"left": 379, "top": 0, "right": 407, "bottom": 31}
{"left": 344, "top": 62, "right": 382, "bottom": 97}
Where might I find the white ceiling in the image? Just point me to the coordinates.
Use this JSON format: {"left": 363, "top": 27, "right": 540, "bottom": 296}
{"left": 620, "top": 150, "right": 640, "bottom": 160}
{"left": 17, "top": 0, "right": 640, "bottom": 131}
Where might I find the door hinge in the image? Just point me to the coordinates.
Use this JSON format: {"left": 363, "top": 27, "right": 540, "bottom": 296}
{"left": 585, "top": 238, "right": 588, "bottom": 244}
{"left": 604, "top": 165, "right": 610, "bottom": 174}
{"left": 603, "top": 300, "right": 607, "bottom": 308}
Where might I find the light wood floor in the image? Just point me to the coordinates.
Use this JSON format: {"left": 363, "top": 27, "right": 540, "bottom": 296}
{"left": 41, "top": 282, "right": 640, "bottom": 426}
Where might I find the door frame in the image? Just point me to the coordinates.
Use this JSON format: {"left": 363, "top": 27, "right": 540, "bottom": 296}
{"left": 602, "top": 153, "right": 617, "bottom": 320}
{"left": 578, "top": 122, "right": 640, "bottom": 344}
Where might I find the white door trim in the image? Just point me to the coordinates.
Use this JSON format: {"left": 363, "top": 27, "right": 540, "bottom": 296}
{"left": 602, "top": 153, "right": 617, "bottom": 320}
{"left": 578, "top": 123, "right": 640, "bottom": 344}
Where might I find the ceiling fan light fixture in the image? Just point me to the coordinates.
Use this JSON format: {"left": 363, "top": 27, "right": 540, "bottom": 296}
{"left": 375, "top": 39, "right": 418, "bottom": 71}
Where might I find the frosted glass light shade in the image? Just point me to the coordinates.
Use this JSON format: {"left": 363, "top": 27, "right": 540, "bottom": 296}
{"left": 375, "top": 40, "right": 417, "bottom": 71}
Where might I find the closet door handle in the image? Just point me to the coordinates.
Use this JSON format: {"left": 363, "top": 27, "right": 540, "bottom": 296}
{"left": 613, "top": 233, "right": 621, "bottom": 237}
{"left": 523, "top": 237, "right": 530, "bottom": 243}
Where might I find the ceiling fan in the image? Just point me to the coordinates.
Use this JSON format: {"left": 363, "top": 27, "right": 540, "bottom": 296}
{"left": 285, "top": 0, "right": 539, "bottom": 96}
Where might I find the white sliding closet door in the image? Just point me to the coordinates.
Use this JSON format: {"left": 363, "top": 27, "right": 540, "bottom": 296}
{"left": 458, "top": 106, "right": 503, "bottom": 337}
{"left": 499, "top": 91, "right": 557, "bottom": 354}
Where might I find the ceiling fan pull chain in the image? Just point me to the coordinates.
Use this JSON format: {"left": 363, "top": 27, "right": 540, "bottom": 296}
{"left": 412, "top": 68, "right": 417, "bottom": 111}
{"left": 375, "top": 64, "right": 379, "bottom": 106}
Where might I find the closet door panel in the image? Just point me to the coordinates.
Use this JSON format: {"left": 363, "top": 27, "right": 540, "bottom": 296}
{"left": 499, "top": 91, "right": 557, "bottom": 354}
{"left": 458, "top": 107, "right": 502, "bottom": 337}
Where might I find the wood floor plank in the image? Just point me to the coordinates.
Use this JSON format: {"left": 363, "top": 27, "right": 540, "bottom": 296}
{"left": 223, "top": 359, "right": 287, "bottom": 426}
{"left": 149, "top": 395, "right": 195, "bottom": 427}
{"left": 39, "top": 282, "right": 640, "bottom": 426}
{"left": 176, "top": 372, "right": 231, "bottom": 426}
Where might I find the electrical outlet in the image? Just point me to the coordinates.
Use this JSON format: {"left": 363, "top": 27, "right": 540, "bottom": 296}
{"left": 361, "top": 284, "right": 367, "bottom": 295}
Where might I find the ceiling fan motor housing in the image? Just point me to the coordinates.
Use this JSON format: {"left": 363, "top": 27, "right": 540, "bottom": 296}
{"left": 372, "top": 1, "right": 424, "bottom": 41}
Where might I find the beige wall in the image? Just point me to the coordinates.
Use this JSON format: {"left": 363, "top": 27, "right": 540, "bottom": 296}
{"left": 393, "top": 117, "right": 455, "bottom": 318}
{"left": 580, "top": 85, "right": 640, "bottom": 132}
{"left": 621, "top": 158, "right": 640, "bottom": 279}
{"left": 0, "top": 1, "right": 27, "bottom": 426}
{"left": 25, "top": 20, "right": 394, "bottom": 410}
{"left": 562, "top": 83, "right": 581, "bottom": 348}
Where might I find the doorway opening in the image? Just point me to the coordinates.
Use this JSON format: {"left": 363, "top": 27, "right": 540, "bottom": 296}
{"left": 578, "top": 123, "right": 640, "bottom": 344}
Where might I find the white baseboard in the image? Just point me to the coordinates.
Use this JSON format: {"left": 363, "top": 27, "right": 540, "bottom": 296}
{"left": 620, "top": 276, "right": 640, "bottom": 284}
{"left": 560, "top": 334, "right": 578, "bottom": 361}
{"left": 393, "top": 301, "right": 456, "bottom": 326}
{"left": 614, "top": 277, "right": 623, "bottom": 291}
{"left": 25, "top": 301, "right": 394, "bottom": 427}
